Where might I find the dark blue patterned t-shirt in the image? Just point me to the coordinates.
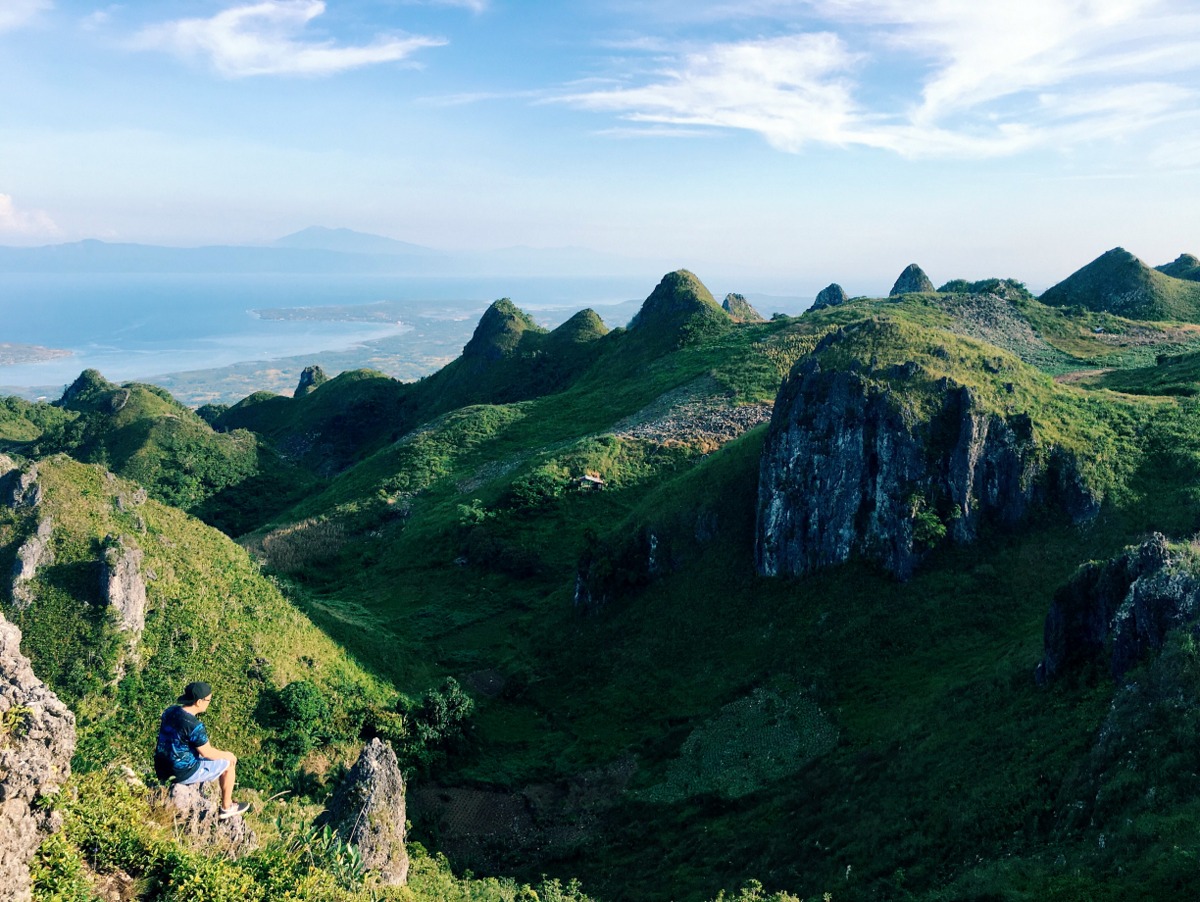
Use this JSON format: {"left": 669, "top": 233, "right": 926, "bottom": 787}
{"left": 155, "top": 705, "right": 208, "bottom": 782}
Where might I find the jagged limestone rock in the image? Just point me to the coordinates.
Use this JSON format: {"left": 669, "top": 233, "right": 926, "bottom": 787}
{"left": 295, "top": 365, "right": 328, "bottom": 396}
{"left": 1037, "top": 533, "right": 1200, "bottom": 683}
{"left": 721, "top": 293, "right": 764, "bottom": 323}
{"left": 756, "top": 337, "right": 1097, "bottom": 580}
{"left": 1, "top": 464, "right": 40, "bottom": 511}
{"left": 809, "top": 283, "right": 847, "bottom": 312}
{"left": 166, "top": 783, "right": 255, "bottom": 857}
{"left": 10, "top": 519, "right": 53, "bottom": 611}
{"left": 101, "top": 535, "right": 147, "bottom": 635}
{"left": 321, "top": 738, "right": 408, "bottom": 885}
{"left": 889, "top": 264, "right": 935, "bottom": 296}
{"left": 0, "top": 611, "right": 76, "bottom": 902}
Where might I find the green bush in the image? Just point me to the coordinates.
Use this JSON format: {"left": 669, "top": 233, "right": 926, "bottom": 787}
{"left": 275, "top": 680, "right": 333, "bottom": 760}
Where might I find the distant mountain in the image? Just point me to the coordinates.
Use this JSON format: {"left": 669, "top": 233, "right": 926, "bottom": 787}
{"left": 1040, "top": 247, "right": 1200, "bottom": 321}
{"left": 272, "top": 226, "right": 440, "bottom": 257}
{"left": 0, "top": 233, "right": 649, "bottom": 276}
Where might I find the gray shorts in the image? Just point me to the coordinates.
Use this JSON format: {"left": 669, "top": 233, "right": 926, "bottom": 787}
{"left": 179, "top": 758, "right": 229, "bottom": 786}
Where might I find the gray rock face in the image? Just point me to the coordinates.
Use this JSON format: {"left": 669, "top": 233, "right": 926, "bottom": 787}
{"left": 10, "top": 519, "right": 53, "bottom": 611}
{"left": 1037, "top": 534, "right": 1200, "bottom": 683}
{"left": 296, "top": 365, "right": 328, "bottom": 396}
{"left": 889, "top": 264, "right": 935, "bottom": 296}
{"left": 1, "top": 463, "right": 41, "bottom": 511}
{"left": 166, "top": 783, "right": 255, "bottom": 856}
{"left": 810, "top": 283, "right": 847, "bottom": 312}
{"left": 0, "top": 612, "right": 76, "bottom": 902}
{"left": 721, "top": 293, "right": 764, "bottom": 323}
{"left": 756, "top": 347, "right": 1097, "bottom": 580}
{"left": 101, "top": 535, "right": 147, "bottom": 635}
{"left": 321, "top": 738, "right": 408, "bottom": 885}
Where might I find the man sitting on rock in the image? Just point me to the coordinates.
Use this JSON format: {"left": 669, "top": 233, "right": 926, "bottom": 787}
{"left": 154, "top": 680, "right": 250, "bottom": 820}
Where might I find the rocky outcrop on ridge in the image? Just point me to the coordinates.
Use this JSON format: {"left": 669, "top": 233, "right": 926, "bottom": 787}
{"left": 1037, "top": 534, "right": 1200, "bottom": 683}
{"left": 756, "top": 323, "right": 1098, "bottom": 580}
{"left": 0, "top": 611, "right": 76, "bottom": 902}
{"left": 101, "top": 534, "right": 147, "bottom": 635}
{"left": 809, "top": 283, "right": 847, "bottom": 312}
{"left": 320, "top": 738, "right": 408, "bottom": 885}
{"left": 889, "top": 264, "right": 935, "bottom": 296}
{"left": 0, "top": 461, "right": 41, "bottom": 511}
{"left": 295, "top": 365, "right": 328, "bottom": 396}
{"left": 166, "top": 782, "right": 255, "bottom": 856}
{"left": 721, "top": 293, "right": 764, "bottom": 323}
{"left": 10, "top": 519, "right": 53, "bottom": 611}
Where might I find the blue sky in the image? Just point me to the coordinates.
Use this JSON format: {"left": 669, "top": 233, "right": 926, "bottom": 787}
{"left": 1, "top": 0, "right": 1198, "bottom": 292}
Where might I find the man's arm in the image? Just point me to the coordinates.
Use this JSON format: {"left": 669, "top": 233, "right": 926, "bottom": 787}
{"left": 194, "top": 742, "right": 237, "bottom": 763}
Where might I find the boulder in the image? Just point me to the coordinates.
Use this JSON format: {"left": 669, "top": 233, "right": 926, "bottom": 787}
{"left": 809, "top": 283, "right": 847, "bottom": 312}
{"left": 320, "top": 738, "right": 408, "bottom": 885}
{"left": 166, "top": 782, "right": 255, "bottom": 856}
{"left": 889, "top": 264, "right": 935, "bottom": 296}
{"left": 0, "top": 612, "right": 76, "bottom": 902}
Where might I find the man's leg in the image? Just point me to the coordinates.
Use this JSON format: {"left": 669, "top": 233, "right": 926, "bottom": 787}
{"left": 217, "top": 755, "right": 237, "bottom": 810}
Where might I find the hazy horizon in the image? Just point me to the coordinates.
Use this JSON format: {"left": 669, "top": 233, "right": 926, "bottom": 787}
{"left": 1, "top": 1, "right": 1197, "bottom": 290}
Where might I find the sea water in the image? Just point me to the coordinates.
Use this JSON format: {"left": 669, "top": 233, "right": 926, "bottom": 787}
{"left": 0, "top": 272, "right": 646, "bottom": 393}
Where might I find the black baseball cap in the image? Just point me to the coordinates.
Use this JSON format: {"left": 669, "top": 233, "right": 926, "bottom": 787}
{"left": 178, "top": 681, "right": 213, "bottom": 704}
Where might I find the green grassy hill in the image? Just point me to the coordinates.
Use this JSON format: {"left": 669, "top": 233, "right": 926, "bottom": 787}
{"left": 18, "top": 259, "right": 1200, "bottom": 901}
{"left": 1, "top": 369, "right": 317, "bottom": 535}
{"left": 1040, "top": 247, "right": 1200, "bottom": 321}
{"left": 1157, "top": 252, "right": 1200, "bottom": 281}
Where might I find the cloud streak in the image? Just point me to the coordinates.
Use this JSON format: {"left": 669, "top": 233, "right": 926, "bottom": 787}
{"left": 0, "top": 0, "right": 51, "bottom": 33}
{"left": 564, "top": 0, "right": 1200, "bottom": 158}
{"left": 135, "top": 0, "right": 446, "bottom": 77}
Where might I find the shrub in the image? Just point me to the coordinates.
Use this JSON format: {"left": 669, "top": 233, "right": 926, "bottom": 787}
{"left": 275, "top": 680, "right": 333, "bottom": 759}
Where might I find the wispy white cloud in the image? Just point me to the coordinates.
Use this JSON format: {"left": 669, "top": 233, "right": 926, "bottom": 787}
{"left": 565, "top": 0, "right": 1200, "bottom": 158}
{"left": 134, "top": 0, "right": 446, "bottom": 77}
{"left": 563, "top": 33, "right": 861, "bottom": 152}
{"left": 0, "top": 195, "right": 59, "bottom": 237}
{"left": 81, "top": 6, "right": 121, "bottom": 31}
{"left": 0, "top": 0, "right": 52, "bottom": 33}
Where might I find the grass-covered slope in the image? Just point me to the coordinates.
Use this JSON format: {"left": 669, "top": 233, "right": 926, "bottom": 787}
{"left": 17, "top": 369, "right": 317, "bottom": 535}
{"left": 1040, "top": 247, "right": 1200, "bottom": 321}
{"left": 0, "top": 454, "right": 390, "bottom": 783}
